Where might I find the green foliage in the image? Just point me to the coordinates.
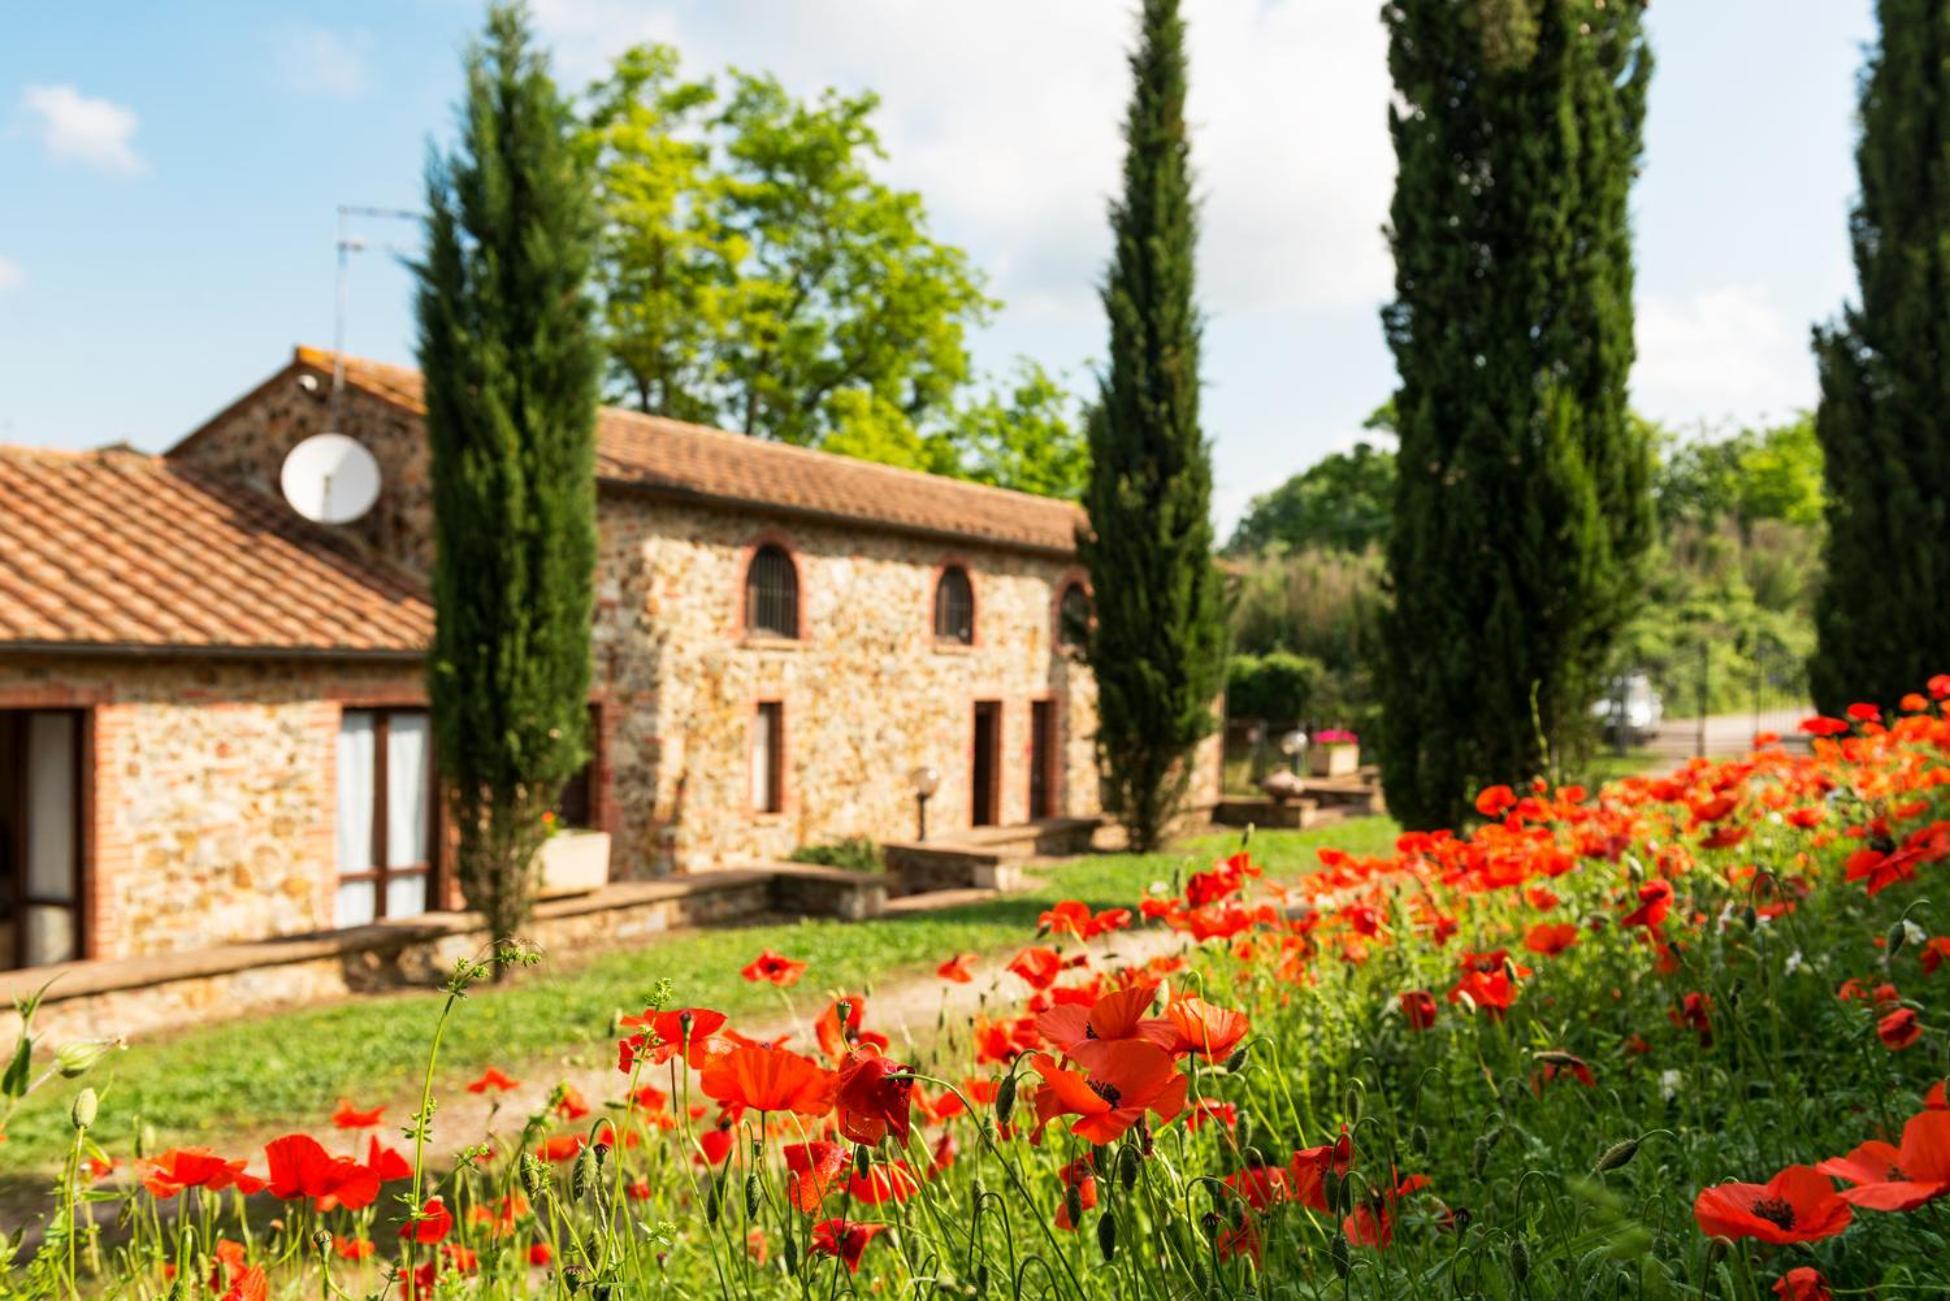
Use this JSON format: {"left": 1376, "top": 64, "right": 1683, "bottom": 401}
{"left": 1810, "top": 0, "right": 1950, "bottom": 712}
{"left": 1379, "top": 0, "right": 1655, "bottom": 828}
{"left": 1226, "top": 441, "right": 1395, "bottom": 554}
{"left": 1080, "top": 0, "right": 1228, "bottom": 852}
{"left": 416, "top": 4, "right": 599, "bottom": 954}
{"left": 1227, "top": 546, "right": 1385, "bottom": 732}
{"left": 1225, "top": 651, "right": 1324, "bottom": 725}
{"left": 785, "top": 836, "right": 883, "bottom": 873}
{"left": 1657, "top": 414, "right": 1824, "bottom": 534}
{"left": 584, "top": 47, "right": 1100, "bottom": 497}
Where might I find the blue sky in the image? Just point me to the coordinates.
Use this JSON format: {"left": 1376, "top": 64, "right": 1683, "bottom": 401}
{"left": 0, "top": 1, "right": 1875, "bottom": 530}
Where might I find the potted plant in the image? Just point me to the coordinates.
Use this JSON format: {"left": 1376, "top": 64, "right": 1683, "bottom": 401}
{"left": 1307, "top": 728, "right": 1361, "bottom": 778}
{"left": 537, "top": 812, "right": 612, "bottom": 898}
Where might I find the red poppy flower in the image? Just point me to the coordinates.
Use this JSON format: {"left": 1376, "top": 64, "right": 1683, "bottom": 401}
{"left": 1162, "top": 997, "right": 1251, "bottom": 1062}
{"left": 809, "top": 1219, "right": 889, "bottom": 1274}
{"left": 694, "top": 1126, "right": 736, "bottom": 1168}
{"left": 554, "top": 1083, "right": 590, "bottom": 1121}
{"left": 741, "top": 949, "right": 807, "bottom": 987}
{"left": 1800, "top": 716, "right": 1850, "bottom": 738}
{"left": 1927, "top": 1080, "right": 1948, "bottom": 1110}
{"left": 1342, "top": 1172, "right": 1429, "bottom": 1249}
{"left": 848, "top": 1160, "right": 920, "bottom": 1206}
{"left": 536, "top": 1134, "right": 586, "bottom": 1163}
{"left": 699, "top": 1045, "right": 835, "bottom": 1117}
{"left": 218, "top": 1265, "right": 268, "bottom": 1301}
{"left": 528, "top": 1242, "right": 552, "bottom": 1267}
{"left": 1818, "top": 1110, "right": 1950, "bottom": 1210}
{"left": 1773, "top": 1267, "right": 1831, "bottom": 1301}
{"left": 1029, "top": 1041, "right": 1188, "bottom": 1144}
{"left": 141, "top": 1148, "right": 262, "bottom": 1199}
{"left": 1216, "top": 1218, "right": 1263, "bottom": 1263}
{"left": 1623, "top": 879, "right": 1674, "bottom": 929}
{"left": 814, "top": 996, "right": 886, "bottom": 1059}
{"left": 834, "top": 1050, "right": 914, "bottom": 1145}
{"left": 1008, "top": 946, "right": 1065, "bottom": 991}
{"left": 1879, "top": 1007, "right": 1923, "bottom": 1051}
{"left": 1188, "top": 1099, "right": 1239, "bottom": 1132}
{"left": 1053, "top": 1158, "right": 1099, "bottom": 1230}
{"left": 930, "top": 1131, "right": 959, "bottom": 1175}
{"left": 1225, "top": 1163, "right": 1289, "bottom": 1211}
{"left": 1920, "top": 938, "right": 1950, "bottom": 976}
{"left": 1288, "top": 1131, "right": 1354, "bottom": 1211}
{"left": 1693, "top": 1166, "right": 1853, "bottom": 1244}
{"left": 937, "top": 953, "right": 978, "bottom": 983}
{"left": 331, "top": 1100, "right": 384, "bottom": 1130}
{"left": 1536, "top": 1052, "right": 1595, "bottom": 1090}
{"left": 1398, "top": 990, "right": 1438, "bottom": 1031}
{"left": 365, "top": 1137, "right": 412, "bottom": 1183}
{"left": 264, "top": 1134, "right": 380, "bottom": 1211}
{"left": 1040, "top": 900, "right": 1094, "bottom": 940}
{"left": 1035, "top": 985, "right": 1173, "bottom": 1066}
{"left": 1523, "top": 922, "right": 1579, "bottom": 957}
{"left": 1670, "top": 992, "right": 1714, "bottom": 1047}
{"left": 617, "top": 1007, "right": 728, "bottom": 1072}
{"left": 783, "top": 1142, "right": 849, "bottom": 1213}
{"left": 1475, "top": 785, "right": 1517, "bottom": 818}
{"left": 1447, "top": 968, "right": 1518, "bottom": 1020}
{"left": 398, "top": 1196, "right": 453, "bottom": 1245}
{"left": 333, "top": 1236, "right": 375, "bottom": 1261}
{"left": 465, "top": 1067, "right": 519, "bottom": 1094}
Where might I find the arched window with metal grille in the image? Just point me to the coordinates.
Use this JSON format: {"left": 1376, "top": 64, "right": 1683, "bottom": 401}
{"left": 934, "top": 565, "right": 975, "bottom": 644}
{"left": 1058, "top": 582, "right": 1090, "bottom": 648}
{"left": 744, "top": 544, "right": 800, "bottom": 639}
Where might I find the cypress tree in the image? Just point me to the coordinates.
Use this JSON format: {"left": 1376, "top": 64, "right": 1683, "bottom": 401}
{"left": 1079, "top": 0, "right": 1228, "bottom": 852}
{"left": 1810, "top": 1, "right": 1950, "bottom": 712}
{"left": 416, "top": 3, "right": 600, "bottom": 961}
{"left": 1379, "top": 1, "right": 1654, "bottom": 829}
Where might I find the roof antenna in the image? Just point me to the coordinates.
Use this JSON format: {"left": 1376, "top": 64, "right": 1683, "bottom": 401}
{"left": 331, "top": 203, "right": 419, "bottom": 435}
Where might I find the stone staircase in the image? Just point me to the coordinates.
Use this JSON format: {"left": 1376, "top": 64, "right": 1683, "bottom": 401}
{"left": 1212, "top": 769, "right": 1386, "bottom": 831}
{"left": 882, "top": 816, "right": 1101, "bottom": 896}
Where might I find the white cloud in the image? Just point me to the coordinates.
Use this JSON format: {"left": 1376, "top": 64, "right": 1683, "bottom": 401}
{"left": 0, "top": 257, "right": 21, "bottom": 292}
{"left": 18, "top": 84, "right": 146, "bottom": 176}
{"left": 270, "top": 23, "right": 373, "bottom": 99}
{"left": 528, "top": 0, "right": 1394, "bottom": 321}
{"left": 1635, "top": 284, "right": 1817, "bottom": 428}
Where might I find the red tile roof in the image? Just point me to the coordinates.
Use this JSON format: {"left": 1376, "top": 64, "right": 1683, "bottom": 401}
{"left": 0, "top": 446, "right": 431, "bottom": 656}
{"left": 291, "top": 347, "right": 1086, "bottom": 557}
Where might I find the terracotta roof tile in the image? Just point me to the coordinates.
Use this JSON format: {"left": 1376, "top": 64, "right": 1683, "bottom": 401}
{"left": 293, "top": 347, "right": 1086, "bottom": 556}
{"left": 0, "top": 446, "right": 432, "bottom": 656}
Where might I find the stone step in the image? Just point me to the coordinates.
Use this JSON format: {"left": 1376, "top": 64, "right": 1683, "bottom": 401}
{"left": 883, "top": 818, "right": 1098, "bottom": 894}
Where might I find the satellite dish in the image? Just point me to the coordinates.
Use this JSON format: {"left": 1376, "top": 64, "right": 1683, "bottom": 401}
{"left": 280, "top": 433, "right": 381, "bottom": 524}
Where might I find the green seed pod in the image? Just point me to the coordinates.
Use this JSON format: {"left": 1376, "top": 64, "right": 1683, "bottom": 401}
{"left": 1411, "top": 1124, "right": 1430, "bottom": 1154}
{"left": 744, "top": 1172, "right": 761, "bottom": 1218}
{"left": 1064, "top": 1181, "right": 1083, "bottom": 1228}
{"left": 571, "top": 1149, "right": 591, "bottom": 1200}
{"left": 706, "top": 1177, "right": 722, "bottom": 1226}
{"left": 1097, "top": 1205, "right": 1118, "bottom": 1263}
{"left": 1322, "top": 1171, "right": 1343, "bottom": 1217}
{"left": 70, "top": 1087, "right": 97, "bottom": 1131}
{"left": 1510, "top": 1238, "right": 1529, "bottom": 1281}
{"left": 977, "top": 1262, "right": 990, "bottom": 1292}
{"left": 54, "top": 1040, "right": 114, "bottom": 1079}
{"left": 1118, "top": 1143, "right": 1140, "bottom": 1193}
{"left": 1331, "top": 1232, "right": 1350, "bottom": 1279}
{"left": 1742, "top": 904, "right": 1759, "bottom": 932}
{"left": 995, "top": 1074, "right": 1018, "bottom": 1127}
{"left": 1593, "top": 1138, "right": 1641, "bottom": 1173}
{"left": 521, "top": 1152, "right": 549, "bottom": 1200}
{"left": 783, "top": 1231, "right": 800, "bottom": 1276}
{"left": 1222, "top": 1044, "right": 1249, "bottom": 1074}
{"left": 1343, "top": 1085, "right": 1362, "bottom": 1124}
{"left": 854, "top": 1145, "right": 872, "bottom": 1180}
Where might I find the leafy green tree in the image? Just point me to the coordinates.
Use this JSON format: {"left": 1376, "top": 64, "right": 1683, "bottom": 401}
{"left": 1226, "top": 651, "right": 1324, "bottom": 725}
{"left": 957, "top": 361, "right": 1090, "bottom": 500}
{"left": 1657, "top": 415, "right": 1823, "bottom": 535}
{"left": 1810, "top": 0, "right": 1950, "bottom": 712}
{"left": 1080, "top": 0, "right": 1228, "bottom": 852}
{"left": 582, "top": 52, "right": 994, "bottom": 454}
{"left": 417, "top": 4, "right": 599, "bottom": 963}
{"left": 1227, "top": 441, "right": 1396, "bottom": 554}
{"left": 1379, "top": 0, "right": 1654, "bottom": 829}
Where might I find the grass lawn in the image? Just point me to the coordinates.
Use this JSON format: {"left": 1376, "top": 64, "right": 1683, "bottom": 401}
{"left": 1575, "top": 747, "right": 1659, "bottom": 786}
{"left": 1, "top": 820, "right": 1397, "bottom": 1179}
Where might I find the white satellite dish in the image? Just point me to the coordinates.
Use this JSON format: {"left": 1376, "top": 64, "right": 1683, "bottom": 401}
{"left": 280, "top": 433, "right": 382, "bottom": 525}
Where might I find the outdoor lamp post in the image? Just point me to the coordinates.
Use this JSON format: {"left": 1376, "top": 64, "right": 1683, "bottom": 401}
{"left": 1280, "top": 728, "right": 1308, "bottom": 777}
{"left": 909, "top": 765, "right": 940, "bottom": 841}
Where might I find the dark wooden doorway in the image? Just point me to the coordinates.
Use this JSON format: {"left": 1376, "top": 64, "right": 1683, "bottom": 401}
{"left": 1028, "top": 700, "right": 1055, "bottom": 820}
{"left": 971, "top": 701, "right": 1002, "bottom": 827}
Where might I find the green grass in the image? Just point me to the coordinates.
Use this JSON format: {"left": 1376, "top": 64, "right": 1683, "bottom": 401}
{"left": 1574, "top": 747, "right": 1660, "bottom": 786}
{"left": 1, "top": 821, "right": 1396, "bottom": 1177}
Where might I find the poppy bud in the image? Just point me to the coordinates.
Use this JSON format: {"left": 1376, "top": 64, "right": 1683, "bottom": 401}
{"left": 782, "top": 1232, "right": 799, "bottom": 1276}
{"left": 70, "top": 1087, "right": 96, "bottom": 1131}
{"left": 1343, "top": 1086, "right": 1362, "bottom": 1123}
{"left": 593, "top": 1286, "right": 614, "bottom": 1301}
{"left": 1199, "top": 1210, "right": 1222, "bottom": 1238}
{"left": 835, "top": 999, "right": 854, "bottom": 1032}
{"left": 1065, "top": 1181, "right": 1083, "bottom": 1228}
{"left": 854, "top": 1145, "right": 872, "bottom": 1179}
{"left": 1223, "top": 1044, "right": 1249, "bottom": 1074}
{"left": 706, "top": 1177, "right": 722, "bottom": 1226}
{"left": 311, "top": 1228, "right": 333, "bottom": 1254}
{"left": 1229, "top": 1198, "right": 1246, "bottom": 1230}
{"left": 1137, "top": 1117, "right": 1155, "bottom": 1157}
{"left": 1322, "top": 1171, "right": 1344, "bottom": 1216}
{"left": 1411, "top": 1124, "right": 1430, "bottom": 1154}
{"left": 1331, "top": 1232, "right": 1350, "bottom": 1278}
{"left": 744, "top": 1172, "right": 760, "bottom": 1218}
{"left": 1097, "top": 1207, "right": 1117, "bottom": 1262}
{"left": 1242, "top": 1145, "right": 1266, "bottom": 1169}
{"left": 1593, "top": 1138, "right": 1640, "bottom": 1173}
{"left": 521, "top": 1152, "right": 548, "bottom": 1199}
{"left": 1741, "top": 905, "right": 1758, "bottom": 932}
{"left": 1510, "top": 1238, "right": 1529, "bottom": 1282}
{"left": 995, "top": 1074, "right": 1017, "bottom": 1127}
{"left": 1118, "top": 1144, "right": 1140, "bottom": 1193}
{"left": 563, "top": 1265, "right": 589, "bottom": 1293}
{"left": 1889, "top": 917, "right": 1923, "bottom": 957}
{"left": 977, "top": 1263, "right": 990, "bottom": 1292}
{"left": 54, "top": 1040, "right": 116, "bottom": 1079}
{"left": 572, "top": 1149, "right": 591, "bottom": 1200}
{"left": 138, "top": 1122, "right": 156, "bottom": 1160}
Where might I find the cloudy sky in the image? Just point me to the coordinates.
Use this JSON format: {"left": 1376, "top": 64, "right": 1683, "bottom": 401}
{"left": 0, "top": 1, "right": 1875, "bottom": 529}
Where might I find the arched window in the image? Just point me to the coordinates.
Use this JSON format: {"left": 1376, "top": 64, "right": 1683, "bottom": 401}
{"left": 745, "top": 544, "right": 799, "bottom": 639}
{"left": 934, "top": 565, "right": 975, "bottom": 644}
{"left": 1058, "top": 582, "right": 1090, "bottom": 648}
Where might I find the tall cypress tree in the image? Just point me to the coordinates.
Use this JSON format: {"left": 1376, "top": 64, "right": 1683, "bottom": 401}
{"left": 1079, "top": 0, "right": 1227, "bottom": 852}
{"left": 1810, "top": 2, "right": 1950, "bottom": 712}
{"left": 1379, "top": 1, "right": 1653, "bottom": 830}
{"left": 416, "top": 3, "right": 599, "bottom": 960}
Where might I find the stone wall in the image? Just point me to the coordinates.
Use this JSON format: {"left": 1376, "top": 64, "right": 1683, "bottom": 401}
{"left": 0, "top": 654, "right": 428, "bottom": 963}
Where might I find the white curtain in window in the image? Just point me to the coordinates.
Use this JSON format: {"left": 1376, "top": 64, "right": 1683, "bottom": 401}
{"left": 386, "top": 714, "right": 430, "bottom": 869}
{"left": 751, "top": 707, "right": 777, "bottom": 812}
{"left": 336, "top": 712, "right": 376, "bottom": 927}
{"left": 24, "top": 712, "right": 75, "bottom": 902}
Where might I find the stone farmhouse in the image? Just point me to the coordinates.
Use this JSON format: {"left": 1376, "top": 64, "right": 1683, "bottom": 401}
{"left": 0, "top": 346, "right": 1219, "bottom": 1036}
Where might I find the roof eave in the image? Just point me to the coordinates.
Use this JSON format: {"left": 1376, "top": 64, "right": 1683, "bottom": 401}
{"left": 0, "top": 639, "right": 427, "bottom": 664}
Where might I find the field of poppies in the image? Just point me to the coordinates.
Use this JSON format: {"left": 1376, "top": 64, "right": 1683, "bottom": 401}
{"left": 10, "top": 686, "right": 1950, "bottom": 1298}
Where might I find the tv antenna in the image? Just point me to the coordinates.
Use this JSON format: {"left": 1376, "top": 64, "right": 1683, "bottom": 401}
{"left": 329, "top": 203, "right": 419, "bottom": 435}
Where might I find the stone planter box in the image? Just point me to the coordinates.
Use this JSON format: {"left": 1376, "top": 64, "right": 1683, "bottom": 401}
{"left": 1308, "top": 744, "right": 1360, "bottom": 778}
{"left": 538, "top": 830, "right": 612, "bottom": 898}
